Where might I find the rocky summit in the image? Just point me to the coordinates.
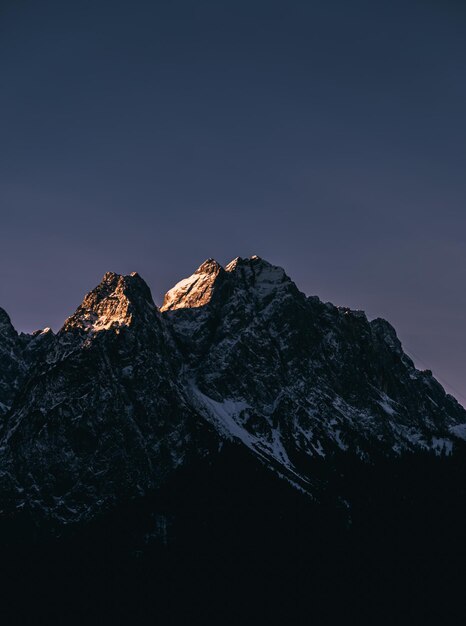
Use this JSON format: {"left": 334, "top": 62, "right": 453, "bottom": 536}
{"left": 0, "top": 255, "right": 465, "bottom": 526}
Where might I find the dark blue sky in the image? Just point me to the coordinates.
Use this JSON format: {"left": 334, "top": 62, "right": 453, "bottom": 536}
{"left": 1, "top": 0, "right": 465, "bottom": 403}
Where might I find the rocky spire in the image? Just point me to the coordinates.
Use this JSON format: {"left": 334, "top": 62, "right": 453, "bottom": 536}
{"left": 161, "top": 258, "right": 225, "bottom": 312}
{"left": 161, "top": 255, "right": 298, "bottom": 313}
{"left": 0, "top": 307, "right": 17, "bottom": 340}
{"left": 61, "top": 271, "right": 157, "bottom": 333}
{"left": 224, "top": 255, "right": 298, "bottom": 300}
{"left": 0, "top": 308, "right": 26, "bottom": 416}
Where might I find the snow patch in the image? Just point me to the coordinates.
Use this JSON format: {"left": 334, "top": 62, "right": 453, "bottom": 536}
{"left": 431, "top": 437, "right": 453, "bottom": 455}
{"left": 450, "top": 423, "right": 466, "bottom": 441}
{"left": 189, "top": 384, "right": 310, "bottom": 485}
{"left": 377, "top": 392, "right": 397, "bottom": 416}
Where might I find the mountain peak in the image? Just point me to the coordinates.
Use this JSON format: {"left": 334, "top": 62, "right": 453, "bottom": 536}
{"left": 161, "top": 255, "right": 297, "bottom": 312}
{"left": 224, "top": 255, "right": 297, "bottom": 301}
{"left": 62, "top": 271, "right": 156, "bottom": 333}
{"left": 224, "top": 255, "right": 263, "bottom": 271}
{"left": 0, "top": 308, "right": 16, "bottom": 338}
{"left": 196, "top": 258, "right": 223, "bottom": 274}
{"left": 225, "top": 255, "right": 278, "bottom": 273}
{"left": 161, "top": 258, "right": 225, "bottom": 312}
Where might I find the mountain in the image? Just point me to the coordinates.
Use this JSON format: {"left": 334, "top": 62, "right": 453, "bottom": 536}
{"left": 0, "top": 256, "right": 465, "bottom": 526}
{"left": 164, "top": 255, "right": 466, "bottom": 466}
{"left": 0, "top": 271, "right": 219, "bottom": 525}
{"left": 1, "top": 257, "right": 466, "bottom": 624}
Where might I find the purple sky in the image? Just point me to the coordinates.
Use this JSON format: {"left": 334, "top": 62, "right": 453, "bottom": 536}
{"left": 1, "top": 0, "right": 465, "bottom": 404}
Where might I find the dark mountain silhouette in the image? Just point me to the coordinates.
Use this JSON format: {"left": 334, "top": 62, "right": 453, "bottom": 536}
{"left": 0, "top": 256, "right": 465, "bottom": 624}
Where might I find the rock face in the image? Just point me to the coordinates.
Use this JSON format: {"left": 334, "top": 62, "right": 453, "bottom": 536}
{"left": 0, "top": 308, "right": 27, "bottom": 416}
{"left": 161, "top": 258, "right": 224, "bottom": 311}
{"left": 0, "top": 256, "right": 465, "bottom": 524}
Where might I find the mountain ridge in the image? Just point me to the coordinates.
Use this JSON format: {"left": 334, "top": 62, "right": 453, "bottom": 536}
{"left": 0, "top": 255, "right": 465, "bottom": 526}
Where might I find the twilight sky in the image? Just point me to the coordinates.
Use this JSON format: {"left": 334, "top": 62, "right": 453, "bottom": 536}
{"left": 0, "top": 0, "right": 465, "bottom": 403}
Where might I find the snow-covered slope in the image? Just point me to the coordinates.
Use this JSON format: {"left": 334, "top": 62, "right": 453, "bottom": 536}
{"left": 0, "top": 256, "right": 465, "bottom": 524}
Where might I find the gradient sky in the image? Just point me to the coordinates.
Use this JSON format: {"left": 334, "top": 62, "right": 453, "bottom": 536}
{"left": 1, "top": 0, "right": 465, "bottom": 403}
